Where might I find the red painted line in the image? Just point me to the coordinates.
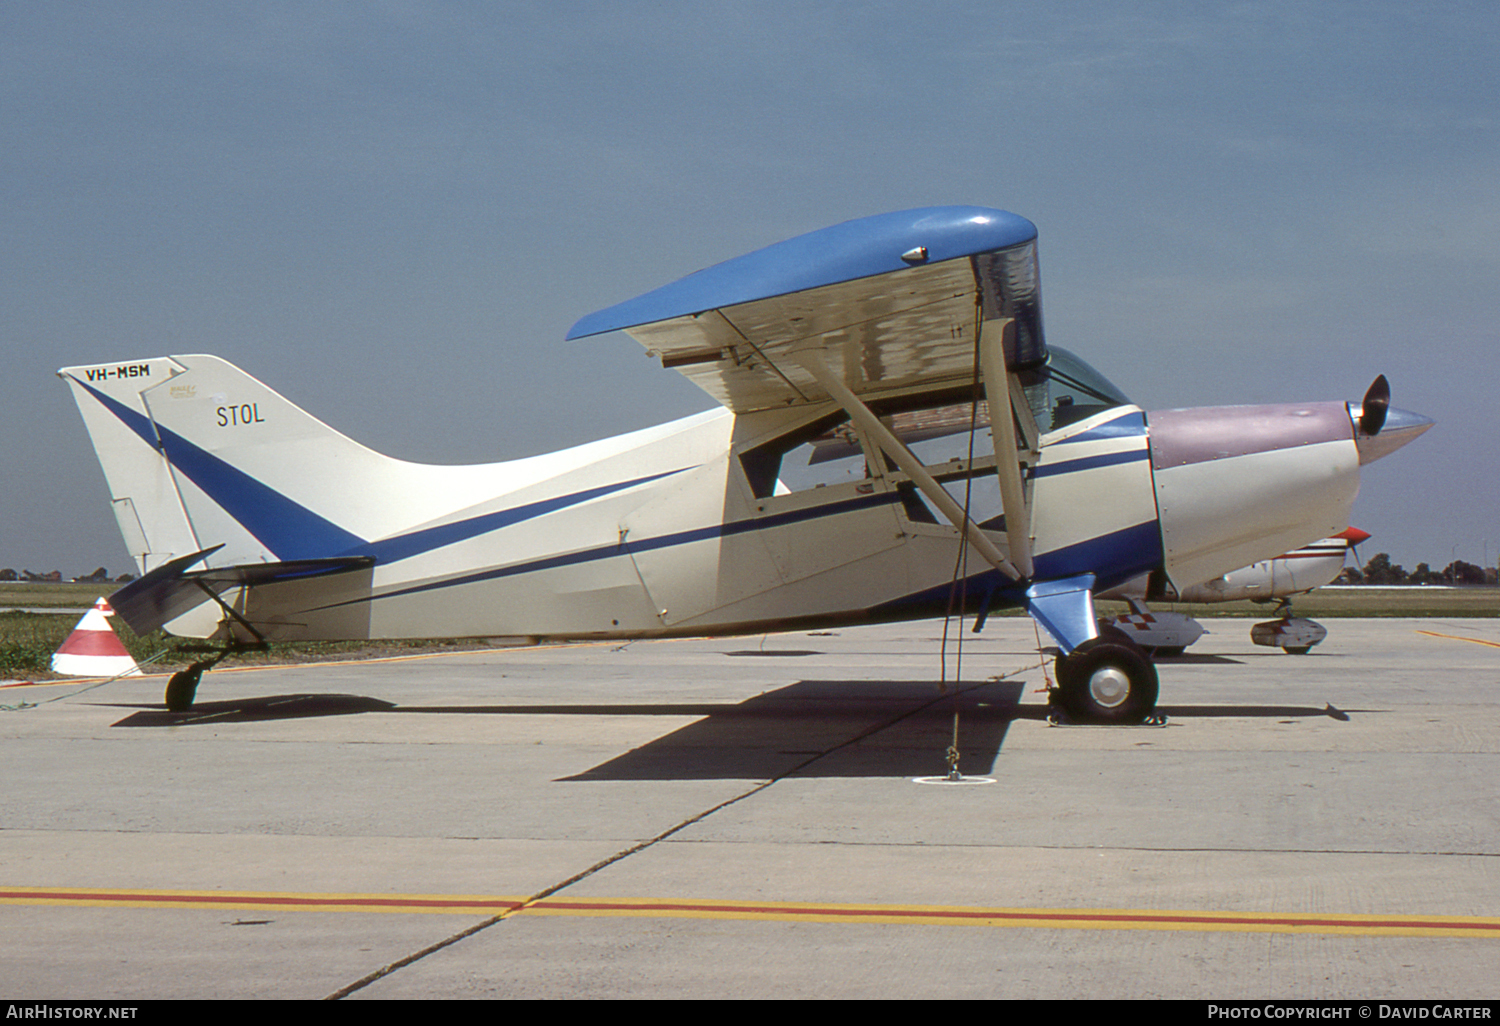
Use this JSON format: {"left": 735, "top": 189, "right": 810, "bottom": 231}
{"left": 5, "top": 888, "right": 1496, "bottom": 936}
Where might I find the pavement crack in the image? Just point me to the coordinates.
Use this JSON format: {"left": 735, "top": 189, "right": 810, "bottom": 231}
{"left": 325, "top": 670, "right": 1027, "bottom": 999}
{"left": 323, "top": 778, "right": 780, "bottom": 1000}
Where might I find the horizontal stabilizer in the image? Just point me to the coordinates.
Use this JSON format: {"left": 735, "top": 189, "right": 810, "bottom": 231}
{"left": 110, "top": 546, "right": 375, "bottom": 636}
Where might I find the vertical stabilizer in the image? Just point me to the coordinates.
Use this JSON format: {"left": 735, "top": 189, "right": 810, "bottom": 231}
{"left": 59, "top": 355, "right": 397, "bottom": 570}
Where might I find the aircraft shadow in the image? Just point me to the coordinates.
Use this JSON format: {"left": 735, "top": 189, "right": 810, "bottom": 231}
{"left": 721, "top": 649, "right": 825, "bottom": 657}
{"left": 103, "top": 685, "right": 1358, "bottom": 779}
{"left": 559, "top": 679, "right": 1032, "bottom": 781}
{"left": 105, "top": 681, "right": 1032, "bottom": 779}
{"left": 1156, "top": 703, "right": 1358, "bottom": 721}
{"left": 107, "top": 694, "right": 397, "bottom": 726}
{"left": 1149, "top": 653, "right": 1242, "bottom": 664}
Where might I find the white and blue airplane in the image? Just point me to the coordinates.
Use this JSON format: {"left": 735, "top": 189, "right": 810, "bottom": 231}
{"left": 59, "top": 206, "right": 1432, "bottom": 721}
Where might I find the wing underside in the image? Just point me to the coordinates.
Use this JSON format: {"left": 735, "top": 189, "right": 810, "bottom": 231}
{"left": 568, "top": 206, "right": 1048, "bottom": 412}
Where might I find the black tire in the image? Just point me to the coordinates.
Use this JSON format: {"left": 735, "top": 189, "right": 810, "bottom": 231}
{"left": 1153, "top": 646, "right": 1186, "bottom": 658}
{"left": 1054, "top": 637, "right": 1159, "bottom": 724}
{"left": 1282, "top": 645, "right": 1312, "bottom": 655}
{"left": 164, "top": 666, "right": 204, "bottom": 712}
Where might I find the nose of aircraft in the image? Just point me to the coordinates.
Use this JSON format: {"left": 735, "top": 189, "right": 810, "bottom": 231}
{"left": 1351, "top": 401, "right": 1434, "bottom": 465}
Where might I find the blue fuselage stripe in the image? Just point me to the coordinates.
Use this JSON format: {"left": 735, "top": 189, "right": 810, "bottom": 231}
{"left": 357, "top": 468, "right": 1162, "bottom": 611}
{"left": 1047, "top": 410, "right": 1147, "bottom": 444}
{"left": 867, "top": 519, "right": 1165, "bottom": 620}
{"left": 355, "top": 490, "right": 900, "bottom": 606}
{"left": 77, "top": 377, "right": 689, "bottom": 564}
{"left": 76, "top": 378, "right": 365, "bottom": 558}
{"left": 346, "top": 471, "right": 689, "bottom": 564}
{"left": 1031, "top": 448, "right": 1149, "bottom": 478}
{"left": 81, "top": 375, "right": 1165, "bottom": 616}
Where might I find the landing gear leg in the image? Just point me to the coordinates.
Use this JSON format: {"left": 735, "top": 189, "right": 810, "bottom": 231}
{"left": 1052, "top": 636, "right": 1160, "bottom": 724}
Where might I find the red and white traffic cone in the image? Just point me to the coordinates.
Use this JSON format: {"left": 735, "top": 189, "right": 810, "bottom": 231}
{"left": 51, "top": 598, "right": 142, "bottom": 677}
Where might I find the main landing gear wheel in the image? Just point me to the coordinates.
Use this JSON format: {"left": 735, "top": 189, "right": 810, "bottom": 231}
{"left": 1052, "top": 637, "right": 1159, "bottom": 725}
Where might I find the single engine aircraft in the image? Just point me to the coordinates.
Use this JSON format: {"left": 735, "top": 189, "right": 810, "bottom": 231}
{"left": 58, "top": 206, "right": 1433, "bottom": 723}
{"left": 1097, "top": 528, "right": 1370, "bottom": 655}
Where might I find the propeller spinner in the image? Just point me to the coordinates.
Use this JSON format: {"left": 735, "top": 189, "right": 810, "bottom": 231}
{"left": 1350, "top": 376, "right": 1433, "bottom": 465}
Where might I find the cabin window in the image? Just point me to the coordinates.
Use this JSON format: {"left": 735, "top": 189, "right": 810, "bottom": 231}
{"left": 738, "top": 344, "right": 1130, "bottom": 505}
{"left": 868, "top": 395, "right": 1005, "bottom": 529}
{"left": 740, "top": 413, "right": 873, "bottom": 499}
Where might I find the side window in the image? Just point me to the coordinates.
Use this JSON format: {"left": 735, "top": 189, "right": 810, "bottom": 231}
{"left": 740, "top": 414, "right": 873, "bottom": 499}
{"left": 896, "top": 404, "right": 1004, "bottom": 529}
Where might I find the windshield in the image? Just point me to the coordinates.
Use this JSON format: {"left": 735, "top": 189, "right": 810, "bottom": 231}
{"left": 1021, "top": 346, "right": 1131, "bottom": 431}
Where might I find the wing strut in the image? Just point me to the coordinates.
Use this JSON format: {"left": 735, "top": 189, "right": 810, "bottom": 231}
{"left": 793, "top": 350, "right": 1022, "bottom": 582}
{"left": 977, "top": 317, "right": 1036, "bottom": 579}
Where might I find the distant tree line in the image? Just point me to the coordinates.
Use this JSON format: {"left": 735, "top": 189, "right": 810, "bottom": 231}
{"left": 1340, "top": 553, "right": 1496, "bottom": 586}
{"left": 0, "top": 567, "right": 136, "bottom": 583}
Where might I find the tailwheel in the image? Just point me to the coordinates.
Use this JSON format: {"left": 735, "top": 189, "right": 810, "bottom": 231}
{"left": 1053, "top": 637, "right": 1159, "bottom": 725}
{"left": 158, "top": 593, "right": 271, "bottom": 713}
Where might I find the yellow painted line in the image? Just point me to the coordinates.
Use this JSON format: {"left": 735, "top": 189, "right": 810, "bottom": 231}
{"left": 1417, "top": 630, "right": 1500, "bottom": 649}
{"left": 3, "top": 887, "right": 1497, "bottom": 938}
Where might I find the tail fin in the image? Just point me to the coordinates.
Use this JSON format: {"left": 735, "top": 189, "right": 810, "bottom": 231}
{"left": 58, "top": 355, "right": 409, "bottom": 573}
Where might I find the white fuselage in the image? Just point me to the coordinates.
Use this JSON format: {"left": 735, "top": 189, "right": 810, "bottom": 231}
{"left": 61, "top": 354, "right": 1419, "bottom": 647}
{"left": 219, "top": 399, "right": 1361, "bottom": 644}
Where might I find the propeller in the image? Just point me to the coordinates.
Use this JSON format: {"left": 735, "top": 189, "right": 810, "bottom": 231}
{"left": 1359, "top": 375, "right": 1390, "bottom": 436}
{"left": 1336, "top": 526, "right": 1370, "bottom": 573}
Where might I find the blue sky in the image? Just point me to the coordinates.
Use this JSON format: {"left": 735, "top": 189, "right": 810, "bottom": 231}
{"left": 4, "top": 1, "right": 1495, "bottom": 576}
